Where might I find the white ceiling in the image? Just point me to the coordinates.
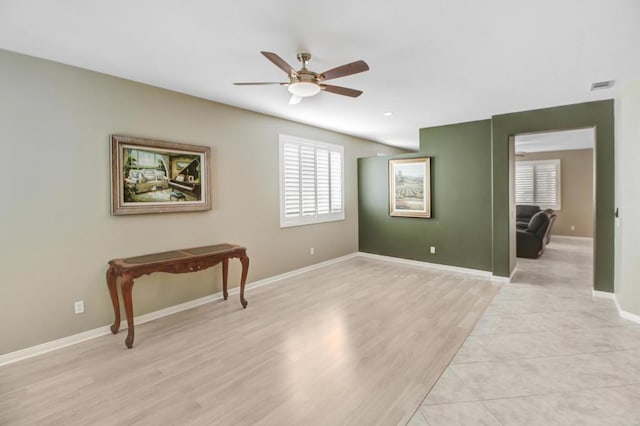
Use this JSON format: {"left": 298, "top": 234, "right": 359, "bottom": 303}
{"left": 515, "top": 128, "right": 595, "bottom": 153}
{"left": 1, "top": 0, "right": 638, "bottom": 151}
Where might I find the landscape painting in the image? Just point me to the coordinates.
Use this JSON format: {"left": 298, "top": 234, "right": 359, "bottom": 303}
{"left": 111, "top": 135, "right": 211, "bottom": 215}
{"left": 389, "top": 157, "right": 431, "bottom": 218}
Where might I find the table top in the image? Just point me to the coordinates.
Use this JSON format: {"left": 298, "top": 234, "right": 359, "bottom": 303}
{"left": 109, "top": 243, "right": 245, "bottom": 268}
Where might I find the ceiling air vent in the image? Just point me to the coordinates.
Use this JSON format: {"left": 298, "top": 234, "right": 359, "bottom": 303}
{"left": 590, "top": 80, "right": 615, "bottom": 91}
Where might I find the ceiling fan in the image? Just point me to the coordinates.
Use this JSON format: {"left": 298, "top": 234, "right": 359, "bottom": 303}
{"left": 234, "top": 51, "right": 369, "bottom": 105}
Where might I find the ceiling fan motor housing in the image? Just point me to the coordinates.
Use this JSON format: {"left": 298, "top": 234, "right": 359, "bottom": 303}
{"left": 289, "top": 53, "right": 321, "bottom": 97}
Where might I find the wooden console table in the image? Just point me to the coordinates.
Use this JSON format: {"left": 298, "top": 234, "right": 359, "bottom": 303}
{"left": 106, "top": 243, "right": 249, "bottom": 348}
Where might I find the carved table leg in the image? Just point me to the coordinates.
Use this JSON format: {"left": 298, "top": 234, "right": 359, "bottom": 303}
{"left": 106, "top": 267, "right": 120, "bottom": 334}
{"left": 121, "top": 273, "right": 135, "bottom": 349}
{"left": 239, "top": 254, "right": 250, "bottom": 309}
{"left": 222, "top": 258, "right": 229, "bottom": 300}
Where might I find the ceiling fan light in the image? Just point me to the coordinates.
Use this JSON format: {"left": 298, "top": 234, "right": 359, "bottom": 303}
{"left": 288, "top": 82, "right": 321, "bottom": 97}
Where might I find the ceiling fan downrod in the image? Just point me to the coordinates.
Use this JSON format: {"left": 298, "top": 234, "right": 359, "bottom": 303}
{"left": 296, "top": 52, "right": 312, "bottom": 70}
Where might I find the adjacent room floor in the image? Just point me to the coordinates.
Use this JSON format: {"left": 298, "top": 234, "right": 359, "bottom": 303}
{"left": 410, "top": 237, "right": 640, "bottom": 426}
{"left": 0, "top": 256, "right": 499, "bottom": 425}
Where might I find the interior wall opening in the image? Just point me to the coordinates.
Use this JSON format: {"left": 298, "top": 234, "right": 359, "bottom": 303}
{"left": 509, "top": 127, "right": 596, "bottom": 285}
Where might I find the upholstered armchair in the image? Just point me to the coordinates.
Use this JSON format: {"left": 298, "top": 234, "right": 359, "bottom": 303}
{"left": 516, "top": 204, "right": 541, "bottom": 230}
{"left": 516, "top": 211, "right": 551, "bottom": 259}
{"left": 542, "top": 209, "right": 557, "bottom": 245}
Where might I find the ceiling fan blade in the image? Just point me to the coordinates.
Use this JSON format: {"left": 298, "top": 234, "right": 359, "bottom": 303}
{"left": 319, "top": 60, "right": 369, "bottom": 81}
{"left": 261, "top": 51, "right": 298, "bottom": 76}
{"left": 289, "top": 95, "right": 303, "bottom": 105}
{"left": 321, "top": 84, "right": 363, "bottom": 97}
{"left": 233, "top": 82, "right": 289, "bottom": 85}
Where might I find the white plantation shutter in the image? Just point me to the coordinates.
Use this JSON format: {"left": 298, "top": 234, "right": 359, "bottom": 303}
{"left": 316, "top": 150, "right": 330, "bottom": 215}
{"left": 515, "top": 163, "right": 534, "bottom": 204}
{"left": 515, "top": 159, "right": 561, "bottom": 210}
{"left": 301, "top": 146, "right": 316, "bottom": 216}
{"left": 282, "top": 144, "right": 300, "bottom": 217}
{"left": 330, "top": 151, "right": 342, "bottom": 213}
{"left": 280, "top": 135, "right": 344, "bottom": 227}
{"left": 534, "top": 162, "right": 558, "bottom": 206}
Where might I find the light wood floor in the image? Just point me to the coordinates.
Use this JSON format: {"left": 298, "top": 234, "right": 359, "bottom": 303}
{"left": 0, "top": 257, "right": 499, "bottom": 425}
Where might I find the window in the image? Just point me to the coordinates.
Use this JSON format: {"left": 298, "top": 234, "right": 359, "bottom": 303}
{"left": 515, "top": 159, "right": 561, "bottom": 210}
{"left": 130, "top": 149, "right": 164, "bottom": 167}
{"left": 279, "top": 134, "right": 344, "bottom": 227}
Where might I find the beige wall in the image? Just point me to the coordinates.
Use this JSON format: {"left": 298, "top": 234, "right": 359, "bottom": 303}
{"left": 615, "top": 80, "right": 640, "bottom": 316}
{"left": 0, "top": 50, "right": 402, "bottom": 355}
{"left": 517, "top": 149, "right": 594, "bottom": 237}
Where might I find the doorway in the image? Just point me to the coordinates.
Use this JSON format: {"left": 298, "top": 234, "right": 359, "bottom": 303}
{"left": 490, "top": 100, "right": 614, "bottom": 293}
{"left": 510, "top": 128, "right": 596, "bottom": 279}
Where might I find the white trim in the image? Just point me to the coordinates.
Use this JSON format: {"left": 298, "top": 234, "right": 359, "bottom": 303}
{"left": 618, "top": 307, "right": 640, "bottom": 324}
{"left": 552, "top": 235, "right": 594, "bottom": 241}
{"left": 357, "top": 252, "right": 493, "bottom": 279}
{"left": 613, "top": 295, "right": 640, "bottom": 325}
{"left": 509, "top": 264, "right": 518, "bottom": 281}
{"left": 0, "top": 253, "right": 358, "bottom": 367}
{"left": 491, "top": 266, "right": 516, "bottom": 283}
{"left": 0, "top": 326, "right": 114, "bottom": 368}
{"left": 591, "top": 290, "right": 640, "bottom": 325}
{"left": 491, "top": 276, "right": 511, "bottom": 283}
{"left": 592, "top": 289, "right": 616, "bottom": 300}
{"left": 243, "top": 253, "right": 358, "bottom": 289}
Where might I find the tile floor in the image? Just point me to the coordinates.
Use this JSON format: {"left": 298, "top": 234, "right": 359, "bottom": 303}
{"left": 408, "top": 236, "right": 640, "bottom": 426}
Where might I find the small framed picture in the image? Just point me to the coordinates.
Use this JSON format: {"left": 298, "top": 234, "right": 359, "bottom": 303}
{"left": 389, "top": 157, "right": 431, "bottom": 218}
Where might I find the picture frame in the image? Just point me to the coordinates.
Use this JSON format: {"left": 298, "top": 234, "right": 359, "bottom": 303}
{"left": 389, "top": 157, "right": 431, "bottom": 218}
{"left": 110, "top": 135, "right": 211, "bottom": 215}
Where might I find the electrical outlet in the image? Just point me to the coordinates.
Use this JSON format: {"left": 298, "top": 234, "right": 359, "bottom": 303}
{"left": 430, "top": 246, "right": 436, "bottom": 254}
{"left": 570, "top": 225, "right": 576, "bottom": 231}
{"left": 74, "top": 300, "right": 84, "bottom": 314}
{"left": 310, "top": 247, "right": 315, "bottom": 255}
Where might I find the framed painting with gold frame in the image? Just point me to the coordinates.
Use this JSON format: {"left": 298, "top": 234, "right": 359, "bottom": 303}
{"left": 110, "top": 135, "right": 211, "bottom": 215}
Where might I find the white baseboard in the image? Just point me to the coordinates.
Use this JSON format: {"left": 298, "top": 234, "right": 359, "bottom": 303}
{"left": 592, "top": 290, "right": 616, "bottom": 300}
{"left": 618, "top": 308, "right": 640, "bottom": 324}
{"left": 512, "top": 266, "right": 519, "bottom": 278}
{"left": 0, "top": 325, "right": 116, "bottom": 368}
{"left": 592, "top": 290, "right": 640, "bottom": 325}
{"left": 357, "top": 252, "right": 494, "bottom": 279}
{"left": 552, "top": 235, "right": 594, "bottom": 241}
{"left": 613, "top": 296, "right": 640, "bottom": 324}
{"left": 0, "top": 253, "right": 359, "bottom": 367}
{"left": 492, "top": 266, "right": 518, "bottom": 284}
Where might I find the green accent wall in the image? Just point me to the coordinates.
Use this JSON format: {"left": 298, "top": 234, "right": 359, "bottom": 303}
{"left": 358, "top": 100, "right": 614, "bottom": 292}
{"left": 492, "top": 100, "right": 615, "bottom": 293}
{"left": 358, "top": 120, "right": 493, "bottom": 271}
